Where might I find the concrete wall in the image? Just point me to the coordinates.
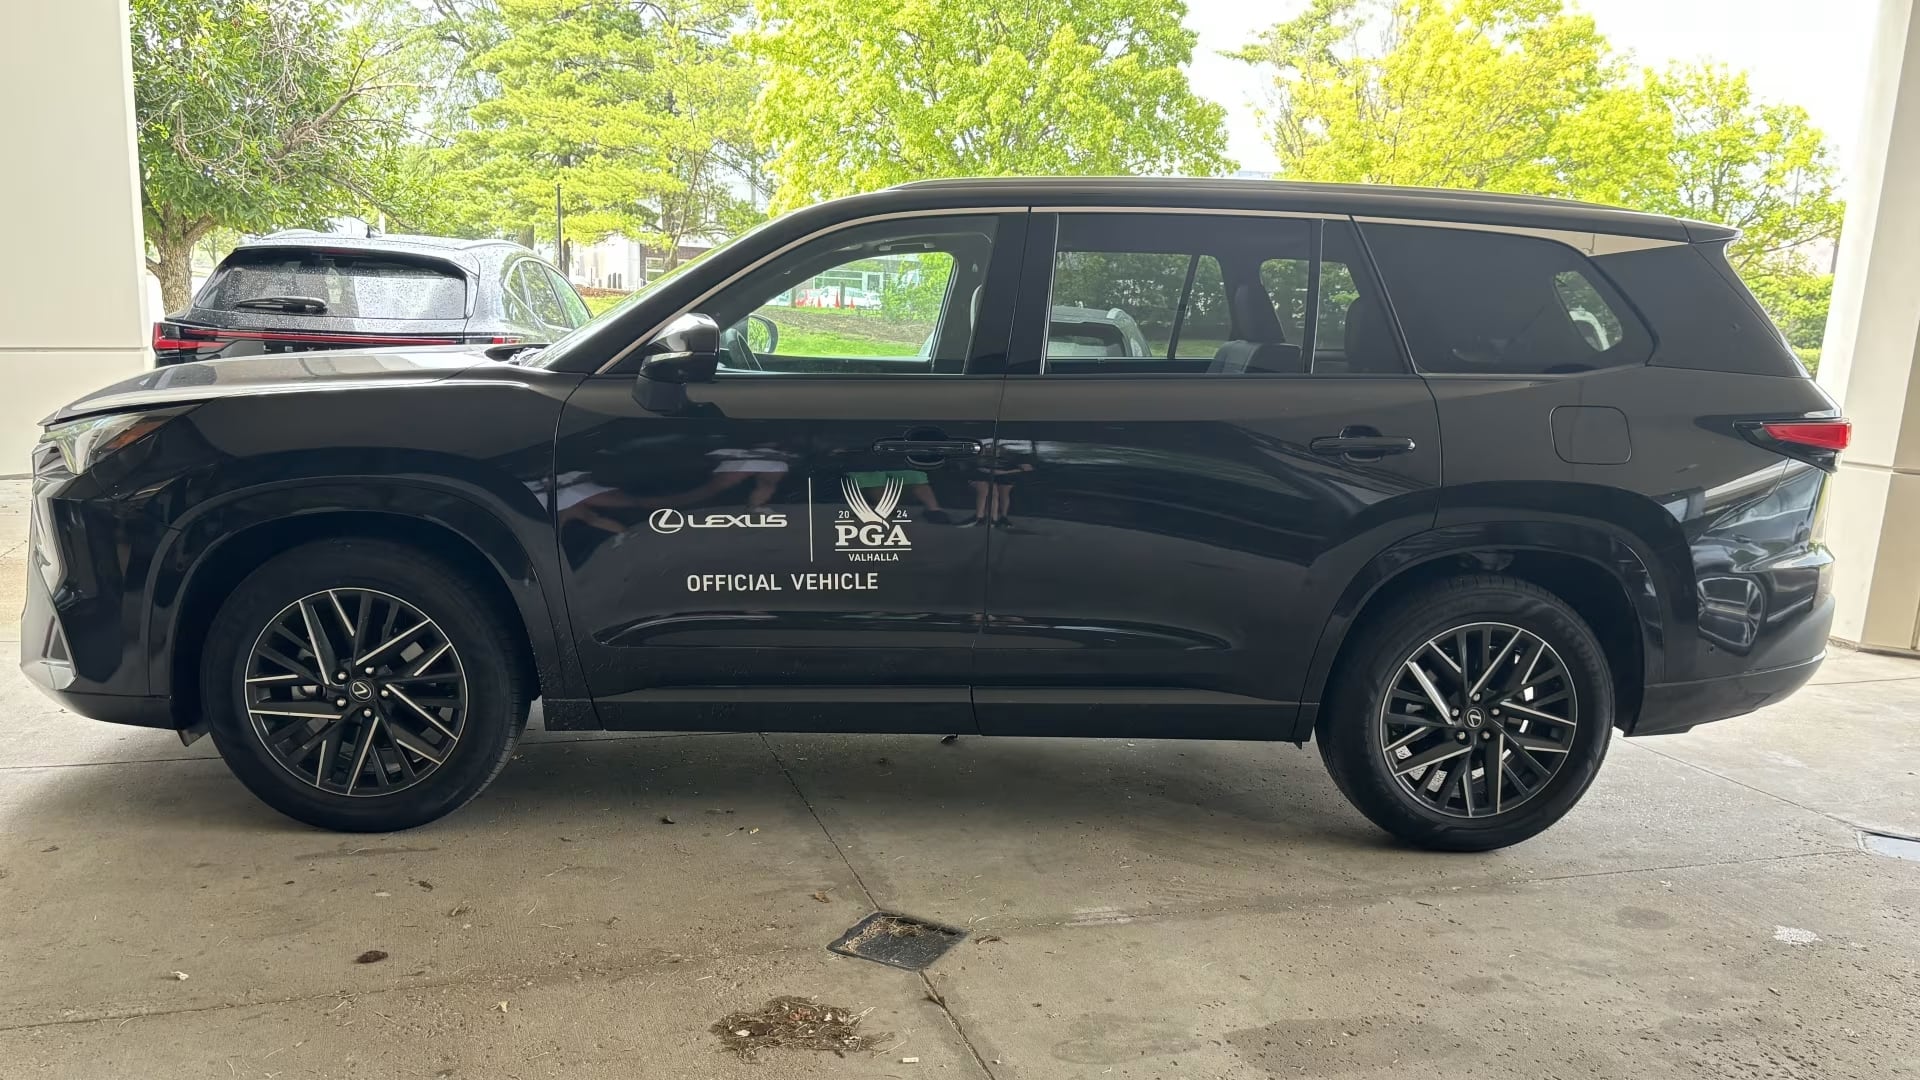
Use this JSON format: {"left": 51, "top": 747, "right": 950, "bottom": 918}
{"left": 0, "top": 0, "right": 150, "bottom": 471}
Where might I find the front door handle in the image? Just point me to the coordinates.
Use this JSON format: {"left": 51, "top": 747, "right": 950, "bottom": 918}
{"left": 872, "top": 438, "right": 982, "bottom": 458}
{"left": 1310, "top": 431, "right": 1417, "bottom": 459}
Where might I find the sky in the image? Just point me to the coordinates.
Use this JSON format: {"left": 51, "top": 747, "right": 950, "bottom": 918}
{"left": 1185, "top": 0, "right": 1882, "bottom": 179}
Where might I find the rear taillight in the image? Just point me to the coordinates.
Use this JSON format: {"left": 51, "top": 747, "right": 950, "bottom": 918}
{"left": 152, "top": 321, "right": 211, "bottom": 352}
{"left": 1762, "top": 419, "right": 1851, "bottom": 452}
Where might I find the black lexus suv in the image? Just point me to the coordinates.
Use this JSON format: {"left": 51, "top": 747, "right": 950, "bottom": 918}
{"left": 152, "top": 232, "right": 590, "bottom": 364}
{"left": 24, "top": 178, "right": 1847, "bottom": 850}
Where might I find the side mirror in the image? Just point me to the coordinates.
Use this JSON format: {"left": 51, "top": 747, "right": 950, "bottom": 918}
{"left": 634, "top": 313, "right": 721, "bottom": 413}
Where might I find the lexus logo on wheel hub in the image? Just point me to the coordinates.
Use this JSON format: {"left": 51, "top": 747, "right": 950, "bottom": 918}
{"left": 1464, "top": 707, "right": 1485, "bottom": 728}
{"left": 348, "top": 680, "right": 374, "bottom": 701}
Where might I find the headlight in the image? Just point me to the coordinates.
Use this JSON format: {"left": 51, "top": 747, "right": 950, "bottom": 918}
{"left": 40, "top": 410, "right": 178, "bottom": 476}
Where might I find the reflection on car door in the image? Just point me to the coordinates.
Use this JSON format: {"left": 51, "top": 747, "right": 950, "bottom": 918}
{"left": 974, "top": 212, "right": 1442, "bottom": 738}
{"left": 550, "top": 212, "right": 1024, "bottom": 733}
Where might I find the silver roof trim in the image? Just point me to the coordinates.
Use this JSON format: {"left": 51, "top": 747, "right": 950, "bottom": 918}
{"left": 1351, "top": 216, "right": 1683, "bottom": 255}
{"left": 597, "top": 207, "right": 1026, "bottom": 374}
{"left": 1033, "top": 205, "right": 1345, "bottom": 221}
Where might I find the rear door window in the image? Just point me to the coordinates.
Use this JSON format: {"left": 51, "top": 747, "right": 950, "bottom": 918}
{"left": 1040, "top": 214, "right": 1403, "bottom": 376}
{"left": 1360, "top": 224, "right": 1651, "bottom": 374}
{"left": 202, "top": 250, "right": 468, "bottom": 321}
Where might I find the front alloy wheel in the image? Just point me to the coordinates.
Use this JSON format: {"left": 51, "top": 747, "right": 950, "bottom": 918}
{"left": 203, "top": 538, "right": 530, "bottom": 832}
{"left": 245, "top": 588, "right": 468, "bottom": 796}
{"left": 1379, "top": 622, "right": 1576, "bottom": 818}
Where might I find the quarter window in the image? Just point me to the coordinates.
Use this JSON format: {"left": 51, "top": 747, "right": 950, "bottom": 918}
{"left": 1362, "top": 224, "right": 1651, "bottom": 374}
{"left": 1041, "top": 215, "right": 1403, "bottom": 376}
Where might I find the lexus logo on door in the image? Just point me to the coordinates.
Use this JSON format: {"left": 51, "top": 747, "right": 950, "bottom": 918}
{"left": 649, "top": 508, "right": 787, "bottom": 535}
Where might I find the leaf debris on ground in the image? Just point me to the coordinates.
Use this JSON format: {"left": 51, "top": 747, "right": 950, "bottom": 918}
{"left": 711, "top": 996, "right": 886, "bottom": 1059}
{"left": 354, "top": 950, "right": 388, "bottom": 964}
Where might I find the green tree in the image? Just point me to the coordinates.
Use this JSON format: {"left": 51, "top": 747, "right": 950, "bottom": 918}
{"left": 1640, "top": 63, "right": 1842, "bottom": 275}
{"left": 1230, "top": 0, "right": 1637, "bottom": 195}
{"left": 438, "top": 0, "right": 764, "bottom": 266}
{"left": 131, "top": 0, "right": 420, "bottom": 311}
{"left": 1234, "top": 0, "right": 1844, "bottom": 356}
{"left": 750, "top": 0, "right": 1232, "bottom": 209}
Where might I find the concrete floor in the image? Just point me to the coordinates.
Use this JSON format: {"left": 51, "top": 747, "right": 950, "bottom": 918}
{"left": 1, "top": 484, "right": 1917, "bottom": 1077}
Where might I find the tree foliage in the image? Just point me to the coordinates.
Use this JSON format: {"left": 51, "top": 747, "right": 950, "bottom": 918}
{"left": 750, "top": 0, "right": 1233, "bottom": 209}
{"left": 131, "top": 0, "right": 418, "bottom": 311}
{"left": 1234, "top": 0, "right": 1845, "bottom": 354}
{"left": 434, "top": 0, "right": 764, "bottom": 263}
{"left": 1231, "top": 0, "right": 1620, "bottom": 193}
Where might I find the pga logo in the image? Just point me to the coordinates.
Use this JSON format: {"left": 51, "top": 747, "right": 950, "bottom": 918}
{"left": 835, "top": 475, "right": 912, "bottom": 551}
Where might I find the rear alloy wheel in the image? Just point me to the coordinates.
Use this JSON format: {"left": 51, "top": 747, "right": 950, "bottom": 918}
{"left": 1378, "top": 622, "right": 1576, "bottom": 819}
{"left": 203, "top": 539, "right": 529, "bottom": 832}
{"left": 1318, "top": 575, "right": 1613, "bottom": 851}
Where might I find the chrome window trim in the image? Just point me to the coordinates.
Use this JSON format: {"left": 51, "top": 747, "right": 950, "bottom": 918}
{"left": 596, "top": 206, "right": 1026, "bottom": 374}
{"left": 598, "top": 202, "right": 1684, "bottom": 374}
{"left": 1034, "top": 205, "right": 1345, "bottom": 221}
{"left": 1351, "top": 215, "right": 1684, "bottom": 255}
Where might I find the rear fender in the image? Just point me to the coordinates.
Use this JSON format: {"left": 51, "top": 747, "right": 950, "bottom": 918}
{"left": 1295, "top": 518, "right": 1677, "bottom": 740}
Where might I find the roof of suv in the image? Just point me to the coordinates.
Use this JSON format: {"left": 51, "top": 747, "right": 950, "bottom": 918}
{"left": 885, "top": 177, "right": 1735, "bottom": 244}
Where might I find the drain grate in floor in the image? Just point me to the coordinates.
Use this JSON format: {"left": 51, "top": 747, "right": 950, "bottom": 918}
{"left": 1859, "top": 829, "right": 1920, "bottom": 862}
{"left": 828, "top": 911, "right": 967, "bottom": 971}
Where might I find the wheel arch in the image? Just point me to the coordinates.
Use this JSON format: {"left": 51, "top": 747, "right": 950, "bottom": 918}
{"left": 1294, "top": 521, "right": 1674, "bottom": 741}
{"left": 149, "top": 480, "right": 584, "bottom": 733}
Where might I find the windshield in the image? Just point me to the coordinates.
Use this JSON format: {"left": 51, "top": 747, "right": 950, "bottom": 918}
{"left": 204, "top": 250, "right": 469, "bottom": 321}
{"left": 521, "top": 226, "right": 764, "bottom": 369}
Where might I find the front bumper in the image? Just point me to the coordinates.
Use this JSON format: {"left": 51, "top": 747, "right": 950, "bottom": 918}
{"left": 20, "top": 544, "right": 177, "bottom": 728}
{"left": 1629, "top": 652, "right": 1825, "bottom": 737}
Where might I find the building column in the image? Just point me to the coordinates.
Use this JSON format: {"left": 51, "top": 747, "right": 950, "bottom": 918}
{"left": 0, "top": 0, "right": 150, "bottom": 468}
{"left": 1819, "top": 0, "right": 1920, "bottom": 653}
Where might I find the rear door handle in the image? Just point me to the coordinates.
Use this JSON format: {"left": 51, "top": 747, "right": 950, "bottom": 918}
{"left": 1310, "top": 434, "right": 1417, "bottom": 458}
{"left": 872, "top": 438, "right": 982, "bottom": 458}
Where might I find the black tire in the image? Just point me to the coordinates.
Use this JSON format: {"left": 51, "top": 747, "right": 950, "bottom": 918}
{"left": 201, "top": 538, "right": 530, "bottom": 831}
{"left": 1317, "top": 574, "right": 1613, "bottom": 851}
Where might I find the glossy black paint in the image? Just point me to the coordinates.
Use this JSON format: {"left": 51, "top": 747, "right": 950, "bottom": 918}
{"left": 24, "top": 178, "right": 1839, "bottom": 747}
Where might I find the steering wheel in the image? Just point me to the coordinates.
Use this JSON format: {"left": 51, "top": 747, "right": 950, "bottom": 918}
{"left": 723, "top": 313, "right": 779, "bottom": 372}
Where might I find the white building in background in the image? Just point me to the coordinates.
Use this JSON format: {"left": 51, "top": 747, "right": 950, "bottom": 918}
{"left": 555, "top": 235, "right": 724, "bottom": 292}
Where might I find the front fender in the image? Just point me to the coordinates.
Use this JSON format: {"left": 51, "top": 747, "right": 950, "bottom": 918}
{"left": 144, "top": 477, "right": 584, "bottom": 708}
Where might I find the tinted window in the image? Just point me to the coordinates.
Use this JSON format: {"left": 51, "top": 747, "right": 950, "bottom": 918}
{"left": 1043, "top": 215, "right": 1402, "bottom": 376}
{"left": 204, "top": 250, "right": 467, "bottom": 320}
{"left": 1362, "top": 224, "right": 1651, "bottom": 374}
{"left": 546, "top": 267, "right": 591, "bottom": 326}
{"left": 698, "top": 215, "right": 1000, "bottom": 375}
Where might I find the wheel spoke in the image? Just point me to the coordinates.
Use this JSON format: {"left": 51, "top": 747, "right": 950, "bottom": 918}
{"left": 1403, "top": 660, "right": 1454, "bottom": 724}
{"left": 1466, "top": 630, "right": 1523, "bottom": 699}
{"left": 1394, "top": 741, "right": 1471, "bottom": 777}
{"left": 387, "top": 684, "right": 457, "bottom": 739}
{"left": 355, "top": 619, "right": 430, "bottom": 667}
{"left": 343, "top": 713, "right": 382, "bottom": 795}
{"left": 1498, "top": 699, "right": 1574, "bottom": 727}
{"left": 297, "top": 600, "right": 339, "bottom": 685}
{"left": 1490, "top": 732, "right": 1505, "bottom": 814}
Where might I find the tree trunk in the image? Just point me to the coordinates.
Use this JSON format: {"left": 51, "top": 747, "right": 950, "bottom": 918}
{"left": 151, "top": 229, "right": 197, "bottom": 315}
